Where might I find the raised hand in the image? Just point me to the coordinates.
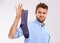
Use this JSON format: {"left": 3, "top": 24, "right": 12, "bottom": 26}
{"left": 16, "top": 4, "right": 23, "bottom": 19}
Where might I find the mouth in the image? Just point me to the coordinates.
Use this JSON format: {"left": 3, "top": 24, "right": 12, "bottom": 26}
{"left": 39, "top": 16, "right": 44, "bottom": 19}
{"left": 39, "top": 17, "right": 45, "bottom": 21}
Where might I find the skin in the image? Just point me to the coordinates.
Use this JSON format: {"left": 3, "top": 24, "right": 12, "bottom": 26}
{"left": 35, "top": 7, "right": 48, "bottom": 24}
{"left": 8, "top": 4, "right": 23, "bottom": 39}
{"left": 8, "top": 4, "right": 48, "bottom": 39}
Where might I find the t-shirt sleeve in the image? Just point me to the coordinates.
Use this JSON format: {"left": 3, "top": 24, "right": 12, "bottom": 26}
{"left": 14, "top": 27, "right": 23, "bottom": 39}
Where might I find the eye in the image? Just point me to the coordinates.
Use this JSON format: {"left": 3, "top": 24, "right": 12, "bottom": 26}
{"left": 38, "top": 11, "right": 41, "bottom": 14}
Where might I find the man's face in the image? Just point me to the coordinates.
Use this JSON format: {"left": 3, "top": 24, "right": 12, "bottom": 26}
{"left": 35, "top": 7, "right": 48, "bottom": 23}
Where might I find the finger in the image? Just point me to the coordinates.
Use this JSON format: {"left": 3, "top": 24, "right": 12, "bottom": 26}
{"left": 18, "top": 4, "right": 22, "bottom": 9}
{"left": 15, "top": 6, "right": 18, "bottom": 14}
{"left": 15, "top": 6, "right": 17, "bottom": 11}
{"left": 20, "top": 4, "right": 22, "bottom": 8}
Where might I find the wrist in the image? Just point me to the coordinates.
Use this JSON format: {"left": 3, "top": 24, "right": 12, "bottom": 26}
{"left": 15, "top": 16, "right": 20, "bottom": 20}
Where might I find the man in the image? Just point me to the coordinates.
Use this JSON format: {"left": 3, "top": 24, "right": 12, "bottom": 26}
{"left": 8, "top": 3, "right": 50, "bottom": 43}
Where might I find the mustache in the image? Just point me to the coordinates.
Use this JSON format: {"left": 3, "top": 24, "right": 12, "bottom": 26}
{"left": 40, "top": 16, "right": 44, "bottom": 18}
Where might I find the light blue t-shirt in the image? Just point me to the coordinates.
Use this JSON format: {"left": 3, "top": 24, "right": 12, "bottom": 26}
{"left": 14, "top": 20, "right": 50, "bottom": 43}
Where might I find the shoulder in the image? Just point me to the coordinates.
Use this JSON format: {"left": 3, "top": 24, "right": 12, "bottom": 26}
{"left": 27, "top": 20, "right": 36, "bottom": 26}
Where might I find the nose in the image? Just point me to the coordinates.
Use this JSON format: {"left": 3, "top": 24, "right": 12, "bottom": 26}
{"left": 40, "top": 13, "right": 44, "bottom": 16}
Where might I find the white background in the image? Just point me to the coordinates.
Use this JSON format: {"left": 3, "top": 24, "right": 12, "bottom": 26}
{"left": 0, "top": 0, "right": 60, "bottom": 43}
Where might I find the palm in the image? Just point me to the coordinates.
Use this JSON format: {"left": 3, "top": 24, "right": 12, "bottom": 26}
{"left": 16, "top": 4, "right": 22, "bottom": 18}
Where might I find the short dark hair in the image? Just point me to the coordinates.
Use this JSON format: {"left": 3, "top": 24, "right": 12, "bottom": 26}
{"left": 35, "top": 3, "right": 48, "bottom": 13}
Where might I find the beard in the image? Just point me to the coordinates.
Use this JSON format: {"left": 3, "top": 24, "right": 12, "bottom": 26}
{"left": 36, "top": 17, "right": 45, "bottom": 23}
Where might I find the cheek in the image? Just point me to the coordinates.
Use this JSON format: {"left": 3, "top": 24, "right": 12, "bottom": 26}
{"left": 36, "top": 14, "right": 40, "bottom": 18}
{"left": 44, "top": 14, "right": 47, "bottom": 18}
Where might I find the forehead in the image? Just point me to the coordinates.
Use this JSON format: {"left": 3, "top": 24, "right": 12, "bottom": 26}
{"left": 37, "top": 7, "right": 47, "bottom": 12}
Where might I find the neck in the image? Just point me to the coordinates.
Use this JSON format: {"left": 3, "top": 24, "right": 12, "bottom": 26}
{"left": 36, "top": 19, "right": 45, "bottom": 26}
{"left": 36, "top": 18, "right": 44, "bottom": 23}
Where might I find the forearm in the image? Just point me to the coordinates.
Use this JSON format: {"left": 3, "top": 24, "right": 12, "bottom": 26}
{"left": 8, "top": 16, "right": 20, "bottom": 39}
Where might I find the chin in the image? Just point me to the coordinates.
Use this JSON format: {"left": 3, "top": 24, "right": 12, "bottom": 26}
{"left": 39, "top": 19, "right": 45, "bottom": 23}
{"left": 37, "top": 19, "right": 44, "bottom": 23}
{"left": 36, "top": 17, "right": 45, "bottom": 23}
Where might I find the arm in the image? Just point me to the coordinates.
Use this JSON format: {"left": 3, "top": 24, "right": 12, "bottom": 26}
{"left": 8, "top": 4, "right": 23, "bottom": 39}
